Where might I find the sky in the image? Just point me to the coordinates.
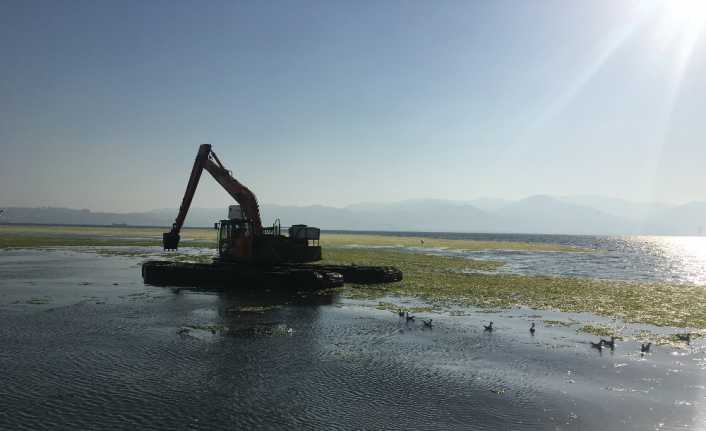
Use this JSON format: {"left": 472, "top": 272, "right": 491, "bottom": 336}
{"left": 1, "top": 0, "right": 706, "bottom": 212}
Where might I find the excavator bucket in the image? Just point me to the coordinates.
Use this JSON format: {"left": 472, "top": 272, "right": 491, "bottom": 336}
{"left": 163, "top": 231, "right": 180, "bottom": 251}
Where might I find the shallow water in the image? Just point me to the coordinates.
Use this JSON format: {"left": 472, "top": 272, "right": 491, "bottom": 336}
{"left": 1, "top": 249, "right": 705, "bottom": 430}
{"left": 347, "top": 232, "right": 706, "bottom": 285}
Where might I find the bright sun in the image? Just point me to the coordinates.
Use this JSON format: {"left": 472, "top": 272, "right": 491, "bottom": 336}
{"left": 661, "top": 0, "right": 706, "bottom": 38}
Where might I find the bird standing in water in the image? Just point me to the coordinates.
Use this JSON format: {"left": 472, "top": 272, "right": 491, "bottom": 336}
{"left": 676, "top": 333, "right": 691, "bottom": 344}
{"left": 484, "top": 322, "right": 493, "bottom": 332}
{"left": 405, "top": 312, "right": 415, "bottom": 323}
{"left": 641, "top": 343, "right": 651, "bottom": 354}
{"left": 601, "top": 336, "right": 616, "bottom": 350}
{"left": 422, "top": 319, "right": 433, "bottom": 328}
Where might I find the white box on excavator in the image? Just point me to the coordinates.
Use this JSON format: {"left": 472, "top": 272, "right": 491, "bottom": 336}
{"left": 289, "top": 225, "right": 320, "bottom": 240}
{"left": 228, "top": 205, "right": 244, "bottom": 220}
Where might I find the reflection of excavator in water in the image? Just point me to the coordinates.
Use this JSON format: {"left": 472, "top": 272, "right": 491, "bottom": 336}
{"left": 142, "top": 144, "right": 402, "bottom": 289}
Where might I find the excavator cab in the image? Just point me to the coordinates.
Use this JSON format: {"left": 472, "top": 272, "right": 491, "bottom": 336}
{"left": 216, "top": 206, "right": 255, "bottom": 261}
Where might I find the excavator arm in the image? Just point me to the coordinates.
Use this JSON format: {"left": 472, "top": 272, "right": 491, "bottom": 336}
{"left": 163, "top": 144, "right": 263, "bottom": 250}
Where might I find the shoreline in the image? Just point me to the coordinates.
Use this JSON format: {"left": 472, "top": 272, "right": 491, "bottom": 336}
{"left": 1, "top": 225, "right": 704, "bottom": 336}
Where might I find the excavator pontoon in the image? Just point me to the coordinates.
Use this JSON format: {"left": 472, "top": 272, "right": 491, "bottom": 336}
{"left": 141, "top": 144, "right": 402, "bottom": 289}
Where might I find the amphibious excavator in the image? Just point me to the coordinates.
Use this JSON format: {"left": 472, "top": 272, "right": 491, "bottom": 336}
{"left": 141, "top": 144, "right": 402, "bottom": 289}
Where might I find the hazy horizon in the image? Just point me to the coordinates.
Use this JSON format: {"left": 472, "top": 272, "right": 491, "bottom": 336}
{"left": 0, "top": 192, "right": 693, "bottom": 213}
{"left": 3, "top": 1, "right": 706, "bottom": 212}
{"left": 4, "top": 192, "right": 706, "bottom": 237}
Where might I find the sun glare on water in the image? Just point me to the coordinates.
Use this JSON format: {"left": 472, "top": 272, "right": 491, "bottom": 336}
{"left": 647, "top": 235, "right": 706, "bottom": 285}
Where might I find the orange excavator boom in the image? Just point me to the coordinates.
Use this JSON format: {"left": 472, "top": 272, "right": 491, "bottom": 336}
{"left": 163, "top": 144, "right": 263, "bottom": 250}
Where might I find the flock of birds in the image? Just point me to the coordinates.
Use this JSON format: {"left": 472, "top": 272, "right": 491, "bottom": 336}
{"left": 590, "top": 336, "right": 655, "bottom": 356}
{"left": 398, "top": 310, "right": 433, "bottom": 328}
{"left": 398, "top": 313, "right": 539, "bottom": 339}
{"left": 397, "top": 309, "right": 693, "bottom": 355}
{"left": 589, "top": 332, "right": 692, "bottom": 354}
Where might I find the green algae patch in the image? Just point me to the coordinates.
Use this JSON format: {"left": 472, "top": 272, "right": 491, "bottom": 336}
{"left": 320, "top": 247, "right": 706, "bottom": 330}
{"left": 183, "top": 324, "right": 225, "bottom": 334}
{"left": 25, "top": 297, "right": 50, "bottom": 305}
{"left": 321, "top": 233, "right": 589, "bottom": 253}
{"left": 226, "top": 323, "right": 294, "bottom": 337}
{"left": 543, "top": 319, "right": 577, "bottom": 327}
{"left": 375, "top": 302, "right": 434, "bottom": 314}
{"left": 229, "top": 305, "right": 281, "bottom": 313}
{"left": 319, "top": 247, "right": 504, "bottom": 273}
{"left": 98, "top": 249, "right": 217, "bottom": 264}
{"left": 169, "top": 253, "right": 216, "bottom": 264}
{"left": 97, "top": 250, "right": 153, "bottom": 258}
{"left": 0, "top": 236, "right": 157, "bottom": 248}
{"left": 0, "top": 225, "right": 587, "bottom": 253}
{"left": 0, "top": 225, "right": 216, "bottom": 242}
{"left": 0, "top": 235, "right": 215, "bottom": 249}
{"left": 0, "top": 225, "right": 217, "bottom": 249}
{"left": 578, "top": 324, "right": 619, "bottom": 338}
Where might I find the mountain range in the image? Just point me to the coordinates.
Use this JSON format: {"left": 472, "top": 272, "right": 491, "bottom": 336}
{"left": 1, "top": 195, "right": 705, "bottom": 236}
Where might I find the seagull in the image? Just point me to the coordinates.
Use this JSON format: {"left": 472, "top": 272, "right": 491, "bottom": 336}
{"left": 641, "top": 343, "right": 651, "bottom": 353}
{"left": 601, "top": 336, "right": 616, "bottom": 350}
{"left": 422, "top": 319, "right": 433, "bottom": 328}
{"left": 405, "top": 312, "right": 415, "bottom": 323}
{"left": 676, "top": 333, "right": 691, "bottom": 344}
{"left": 483, "top": 322, "right": 493, "bottom": 332}
{"left": 529, "top": 322, "right": 536, "bottom": 335}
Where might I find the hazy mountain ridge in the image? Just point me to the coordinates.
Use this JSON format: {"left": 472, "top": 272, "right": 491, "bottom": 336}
{"left": 494, "top": 195, "right": 633, "bottom": 235}
{"left": 1, "top": 195, "right": 705, "bottom": 235}
{"left": 558, "top": 195, "right": 669, "bottom": 222}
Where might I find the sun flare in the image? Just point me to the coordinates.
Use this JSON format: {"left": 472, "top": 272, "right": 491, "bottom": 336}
{"left": 659, "top": 0, "right": 706, "bottom": 40}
